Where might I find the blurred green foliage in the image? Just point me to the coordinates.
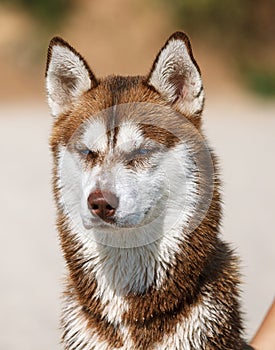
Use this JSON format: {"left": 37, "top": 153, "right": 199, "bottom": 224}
{"left": 0, "top": 0, "right": 72, "bottom": 28}
{"left": 160, "top": 0, "right": 275, "bottom": 97}
{"left": 241, "top": 66, "right": 275, "bottom": 97}
{"left": 160, "top": 0, "right": 275, "bottom": 51}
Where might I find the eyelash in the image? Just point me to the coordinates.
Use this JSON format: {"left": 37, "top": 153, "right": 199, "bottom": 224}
{"left": 135, "top": 148, "right": 151, "bottom": 156}
{"left": 76, "top": 147, "right": 157, "bottom": 162}
{"left": 78, "top": 148, "right": 96, "bottom": 157}
{"left": 125, "top": 148, "right": 156, "bottom": 165}
{"left": 79, "top": 148, "right": 90, "bottom": 155}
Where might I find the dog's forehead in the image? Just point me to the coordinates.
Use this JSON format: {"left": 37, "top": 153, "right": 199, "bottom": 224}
{"left": 65, "top": 75, "right": 192, "bottom": 152}
{"left": 81, "top": 117, "right": 145, "bottom": 153}
{"left": 82, "top": 118, "right": 109, "bottom": 152}
{"left": 115, "top": 121, "right": 144, "bottom": 151}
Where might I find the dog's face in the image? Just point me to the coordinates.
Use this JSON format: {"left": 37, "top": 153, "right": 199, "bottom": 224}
{"left": 46, "top": 33, "right": 213, "bottom": 248}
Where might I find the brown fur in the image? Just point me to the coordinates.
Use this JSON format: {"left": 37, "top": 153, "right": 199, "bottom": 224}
{"left": 47, "top": 33, "right": 253, "bottom": 349}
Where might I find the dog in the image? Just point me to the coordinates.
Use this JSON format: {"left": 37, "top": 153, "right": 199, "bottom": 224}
{"left": 46, "top": 32, "right": 253, "bottom": 349}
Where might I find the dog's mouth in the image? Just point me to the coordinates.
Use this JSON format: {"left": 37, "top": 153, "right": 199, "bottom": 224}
{"left": 82, "top": 206, "right": 154, "bottom": 230}
{"left": 80, "top": 185, "right": 168, "bottom": 231}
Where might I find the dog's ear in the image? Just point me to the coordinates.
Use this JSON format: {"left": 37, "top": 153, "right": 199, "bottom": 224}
{"left": 45, "top": 37, "right": 98, "bottom": 117}
{"left": 147, "top": 32, "right": 204, "bottom": 117}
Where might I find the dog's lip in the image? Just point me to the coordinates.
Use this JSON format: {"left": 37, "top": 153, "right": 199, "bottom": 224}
{"left": 83, "top": 218, "right": 141, "bottom": 230}
{"left": 82, "top": 207, "right": 153, "bottom": 230}
{"left": 83, "top": 217, "right": 118, "bottom": 230}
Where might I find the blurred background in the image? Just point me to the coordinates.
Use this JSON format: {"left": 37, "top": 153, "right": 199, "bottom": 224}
{"left": 0, "top": 0, "right": 274, "bottom": 349}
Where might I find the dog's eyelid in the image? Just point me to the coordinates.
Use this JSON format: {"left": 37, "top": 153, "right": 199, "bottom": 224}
{"left": 128, "top": 145, "right": 160, "bottom": 160}
{"left": 75, "top": 144, "right": 97, "bottom": 157}
{"left": 132, "top": 147, "right": 152, "bottom": 157}
{"left": 80, "top": 148, "right": 91, "bottom": 155}
{"left": 137, "top": 143, "right": 163, "bottom": 155}
{"left": 136, "top": 148, "right": 151, "bottom": 155}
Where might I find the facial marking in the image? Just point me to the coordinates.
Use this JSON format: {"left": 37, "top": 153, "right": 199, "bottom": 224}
{"left": 115, "top": 122, "right": 144, "bottom": 153}
{"left": 82, "top": 119, "right": 108, "bottom": 153}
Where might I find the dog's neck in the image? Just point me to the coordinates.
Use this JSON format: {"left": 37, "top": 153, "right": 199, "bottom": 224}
{"left": 77, "top": 196, "right": 201, "bottom": 297}
{"left": 60, "top": 188, "right": 221, "bottom": 339}
{"left": 85, "top": 232, "right": 182, "bottom": 297}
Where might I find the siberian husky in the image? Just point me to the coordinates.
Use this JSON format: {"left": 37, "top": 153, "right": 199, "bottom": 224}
{"left": 46, "top": 32, "right": 253, "bottom": 349}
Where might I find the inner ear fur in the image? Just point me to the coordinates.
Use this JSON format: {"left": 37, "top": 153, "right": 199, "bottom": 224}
{"left": 147, "top": 31, "right": 205, "bottom": 118}
{"left": 45, "top": 36, "right": 98, "bottom": 117}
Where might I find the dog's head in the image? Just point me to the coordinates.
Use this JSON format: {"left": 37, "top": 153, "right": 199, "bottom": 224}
{"left": 46, "top": 32, "right": 214, "bottom": 248}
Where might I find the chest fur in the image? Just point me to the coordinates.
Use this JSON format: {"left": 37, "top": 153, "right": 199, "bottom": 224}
{"left": 61, "top": 286, "right": 218, "bottom": 350}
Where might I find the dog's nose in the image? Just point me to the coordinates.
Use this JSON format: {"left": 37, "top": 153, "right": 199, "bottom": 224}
{"left": 88, "top": 190, "right": 118, "bottom": 222}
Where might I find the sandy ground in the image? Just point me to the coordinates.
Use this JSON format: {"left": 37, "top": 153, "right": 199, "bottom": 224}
{"left": 0, "top": 95, "right": 274, "bottom": 349}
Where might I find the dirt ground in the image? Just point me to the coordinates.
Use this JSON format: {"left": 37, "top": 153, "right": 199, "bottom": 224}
{"left": 0, "top": 92, "right": 274, "bottom": 349}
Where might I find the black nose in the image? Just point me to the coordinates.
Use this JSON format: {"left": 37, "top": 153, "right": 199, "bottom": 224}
{"left": 88, "top": 190, "right": 118, "bottom": 222}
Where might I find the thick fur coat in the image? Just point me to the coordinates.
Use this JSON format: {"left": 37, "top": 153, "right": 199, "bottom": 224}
{"left": 46, "top": 32, "right": 253, "bottom": 349}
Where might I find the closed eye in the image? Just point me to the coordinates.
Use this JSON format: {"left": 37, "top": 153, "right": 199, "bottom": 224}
{"left": 78, "top": 148, "right": 97, "bottom": 158}
{"left": 130, "top": 148, "right": 154, "bottom": 159}
{"left": 134, "top": 145, "right": 163, "bottom": 157}
{"left": 136, "top": 148, "right": 151, "bottom": 156}
{"left": 79, "top": 148, "right": 90, "bottom": 155}
{"left": 125, "top": 147, "right": 160, "bottom": 167}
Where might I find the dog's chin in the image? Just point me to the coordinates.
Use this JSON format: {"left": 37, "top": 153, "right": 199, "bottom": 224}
{"left": 81, "top": 216, "right": 114, "bottom": 230}
{"left": 81, "top": 212, "right": 150, "bottom": 231}
{"left": 79, "top": 207, "right": 165, "bottom": 248}
{"left": 82, "top": 219, "right": 142, "bottom": 231}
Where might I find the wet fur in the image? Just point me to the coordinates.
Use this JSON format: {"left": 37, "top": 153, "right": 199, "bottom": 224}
{"left": 46, "top": 33, "right": 253, "bottom": 349}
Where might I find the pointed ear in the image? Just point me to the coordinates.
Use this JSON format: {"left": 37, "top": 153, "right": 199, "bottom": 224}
{"left": 147, "top": 32, "right": 204, "bottom": 117}
{"left": 45, "top": 37, "right": 98, "bottom": 117}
